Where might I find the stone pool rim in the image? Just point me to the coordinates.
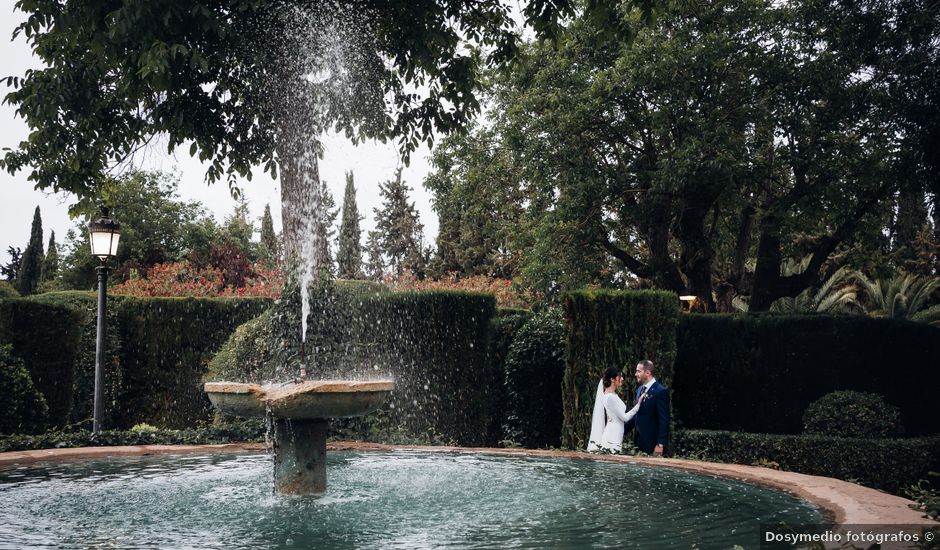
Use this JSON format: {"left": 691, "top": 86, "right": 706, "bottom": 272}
{"left": 0, "top": 442, "right": 934, "bottom": 528}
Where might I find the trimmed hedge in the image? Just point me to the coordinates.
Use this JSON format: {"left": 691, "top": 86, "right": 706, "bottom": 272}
{"left": 115, "top": 297, "right": 272, "bottom": 428}
{"left": 561, "top": 290, "right": 679, "bottom": 449}
{"left": 30, "top": 291, "right": 123, "bottom": 427}
{"left": 803, "top": 391, "right": 904, "bottom": 438}
{"left": 11, "top": 292, "right": 272, "bottom": 430}
{"left": 353, "top": 291, "right": 497, "bottom": 446}
{"left": 487, "top": 308, "right": 534, "bottom": 445}
{"left": 0, "top": 297, "right": 83, "bottom": 428}
{"left": 0, "top": 420, "right": 265, "bottom": 453}
{"left": 0, "top": 344, "right": 49, "bottom": 434}
{"left": 210, "top": 285, "right": 497, "bottom": 446}
{"left": 673, "top": 429, "right": 940, "bottom": 494}
{"left": 674, "top": 314, "right": 940, "bottom": 435}
{"left": 502, "top": 311, "right": 565, "bottom": 448}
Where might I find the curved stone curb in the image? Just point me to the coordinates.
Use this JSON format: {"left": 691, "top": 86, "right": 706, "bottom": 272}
{"left": 0, "top": 441, "right": 935, "bottom": 528}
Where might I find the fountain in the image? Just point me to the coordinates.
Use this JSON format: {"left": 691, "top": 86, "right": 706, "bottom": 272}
{"left": 204, "top": 379, "right": 393, "bottom": 494}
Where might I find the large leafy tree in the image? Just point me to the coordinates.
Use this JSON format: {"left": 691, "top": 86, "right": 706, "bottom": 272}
{"left": 428, "top": 0, "right": 936, "bottom": 308}
{"left": 1, "top": 0, "right": 646, "bottom": 260}
{"left": 57, "top": 171, "right": 216, "bottom": 289}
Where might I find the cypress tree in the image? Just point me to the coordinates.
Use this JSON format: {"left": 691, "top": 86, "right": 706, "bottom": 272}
{"left": 260, "top": 203, "right": 278, "bottom": 260}
{"left": 373, "top": 168, "right": 427, "bottom": 277}
{"left": 16, "top": 206, "right": 44, "bottom": 295}
{"left": 336, "top": 171, "right": 363, "bottom": 279}
{"left": 312, "top": 180, "right": 338, "bottom": 276}
{"left": 41, "top": 230, "right": 59, "bottom": 283}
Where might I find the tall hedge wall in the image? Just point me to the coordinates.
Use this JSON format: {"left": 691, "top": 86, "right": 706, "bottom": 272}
{"left": 561, "top": 290, "right": 679, "bottom": 449}
{"left": 9, "top": 292, "right": 271, "bottom": 430}
{"left": 0, "top": 298, "right": 82, "bottom": 428}
{"left": 674, "top": 314, "right": 940, "bottom": 435}
{"left": 354, "top": 291, "right": 497, "bottom": 446}
{"left": 115, "top": 297, "right": 272, "bottom": 428}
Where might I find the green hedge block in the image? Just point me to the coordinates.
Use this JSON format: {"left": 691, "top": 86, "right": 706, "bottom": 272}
{"left": 673, "top": 429, "right": 940, "bottom": 494}
{"left": 355, "top": 291, "right": 497, "bottom": 446}
{"left": 0, "top": 344, "right": 49, "bottom": 434}
{"left": 30, "top": 291, "right": 123, "bottom": 427}
{"left": 673, "top": 314, "right": 940, "bottom": 435}
{"left": 0, "top": 297, "right": 83, "bottom": 428}
{"left": 503, "top": 311, "right": 565, "bottom": 448}
{"left": 561, "top": 289, "right": 679, "bottom": 449}
{"left": 115, "top": 297, "right": 271, "bottom": 428}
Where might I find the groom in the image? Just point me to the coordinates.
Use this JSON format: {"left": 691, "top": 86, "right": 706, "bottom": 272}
{"left": 624, "top": 360, "right": 670, "bottom": 455}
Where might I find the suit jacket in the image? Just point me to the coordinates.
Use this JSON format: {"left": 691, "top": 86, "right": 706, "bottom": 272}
{"left": 624, "top": 381, "right": 670, "bottom": 454}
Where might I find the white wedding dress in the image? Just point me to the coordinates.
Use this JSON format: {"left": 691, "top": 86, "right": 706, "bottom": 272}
{"left": 587, "top": 382, "right": 641, "bottom": 453}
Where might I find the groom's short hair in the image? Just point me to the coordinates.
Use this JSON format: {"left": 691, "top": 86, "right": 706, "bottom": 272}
{"left": 637, "top": 360, "right": 655, "bottom": 375}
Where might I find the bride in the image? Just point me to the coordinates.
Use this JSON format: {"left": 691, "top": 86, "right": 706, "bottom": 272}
{"left": 587, "top": 367, "right": 641, "bottom": 453}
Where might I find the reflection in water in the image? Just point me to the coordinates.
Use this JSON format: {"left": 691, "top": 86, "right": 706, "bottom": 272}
{"left": 0, "top": 451, "right": 821, "bottom": 549}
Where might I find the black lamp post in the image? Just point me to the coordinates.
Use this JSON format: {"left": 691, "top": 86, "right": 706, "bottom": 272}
{"left": 88, "top": 207, "right": 121, "bottom": 433}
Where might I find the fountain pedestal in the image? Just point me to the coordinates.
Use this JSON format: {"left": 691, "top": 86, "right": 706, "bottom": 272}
{"left": 204, "top": 379, "right": 393, "bottom": 495}
{"left": 273, "top": 418, "right": 328, "bottom": 494}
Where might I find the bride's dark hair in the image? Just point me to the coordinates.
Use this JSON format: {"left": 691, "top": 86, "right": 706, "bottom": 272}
{"left": 602, "top": 367, "right": 622, "bottom": 388}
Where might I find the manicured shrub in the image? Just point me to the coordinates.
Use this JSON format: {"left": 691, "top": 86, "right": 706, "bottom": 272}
{"left": 0, "top": 297, "right": 83, "bottom": 427}
{"left": 0, "top": 344, "right": 49, "bottom": 434}
{"left": 673, "top": 314, "right": 940, "bottom": 435}
{"left": 803, "top": 391, "right": 904, "bottom": 438}
{"left": 502, "top": 311, "right": 565, "bottom": 448}
{"left": 561, "top": 289, "right": 679, "bottom": 449}
{"left": 206, "top": 279, "right": 389, "bottom": 384}
{"left": 673, "top": 429, "right": 940, "bottom": 494}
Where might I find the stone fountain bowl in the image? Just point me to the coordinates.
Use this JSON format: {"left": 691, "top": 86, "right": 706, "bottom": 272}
{"left": 204, "top": 379, "right": 395, "bottom": 420}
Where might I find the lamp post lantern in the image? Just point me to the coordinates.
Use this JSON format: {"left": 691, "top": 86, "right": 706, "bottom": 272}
{"left": 679, "top": 294, "right": 696, "bottom": 313}
{"left": 88, "top": 207, "right": 121, "bottom": 434}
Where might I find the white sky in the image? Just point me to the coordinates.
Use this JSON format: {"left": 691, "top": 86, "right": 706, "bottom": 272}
{"left": 0, "top": 1, "right": 437, "bottom": 266}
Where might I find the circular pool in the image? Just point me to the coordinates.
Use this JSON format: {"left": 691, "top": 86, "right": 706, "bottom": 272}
{"left": 0, "top": 451, "right": 821, "bottom": 548}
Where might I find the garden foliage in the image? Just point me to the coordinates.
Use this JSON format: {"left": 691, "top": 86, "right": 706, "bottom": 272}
{"left": 674, "top": 314, "right": 940, "bottom": 435}
{"left": 4, "top": 292, "right": 271, "bottom": 430}
{"left": 0, "top": 344, "right": 49, "bottom": 434}
{"left": 502, "top": 311, "right": 565, "bottom": 448}
{"left": 674, "top": 429, "right": 940, "bottom": 494}
{"left": 561, "top": 290, "right": 679, "bottom": 449}
{"left": 486, "top": 308, "right": 533, "bottom": 445}
{"left": 0, "top": 297, "right": 82, "bottom": 428}
{"left": 803, "top": 391, "right": 904, "bottom": 438}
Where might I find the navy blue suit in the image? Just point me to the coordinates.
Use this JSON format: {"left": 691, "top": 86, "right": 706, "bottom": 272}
{"left": 624, "top": 381, "right": 670, "bottom": 454}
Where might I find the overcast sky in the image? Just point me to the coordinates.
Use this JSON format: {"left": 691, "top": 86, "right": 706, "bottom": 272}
{"left": 0, "top": 1, "right": 438, "bottom": 267}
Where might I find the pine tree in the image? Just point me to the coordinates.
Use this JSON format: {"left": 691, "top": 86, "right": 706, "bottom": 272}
{"left": 314, "top": 180, "right": 339, "bottom": 275}
{"left": 16, "top": 206, "right": 44, "bottom": 295}
{"left": 364, "top": 230, "right": 385, "bottom": 281}
{"left": 41, "top": 230, "right": 59, "bottom": 283}
{"left": 260, "top": 204, "right": 279, "bottom": 261}
{"left": 336, "top": 171, "right": 363, "bottom": 279}
{"left": 1, "top": 247, "right": 22, "bottom": 282}
{"left": 372, "top": 168, "right": 427, "bottom": 277}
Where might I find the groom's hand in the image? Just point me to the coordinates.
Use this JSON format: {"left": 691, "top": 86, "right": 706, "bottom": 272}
{"left": 653, "top": 444, "right": 664, "bottom": 456}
